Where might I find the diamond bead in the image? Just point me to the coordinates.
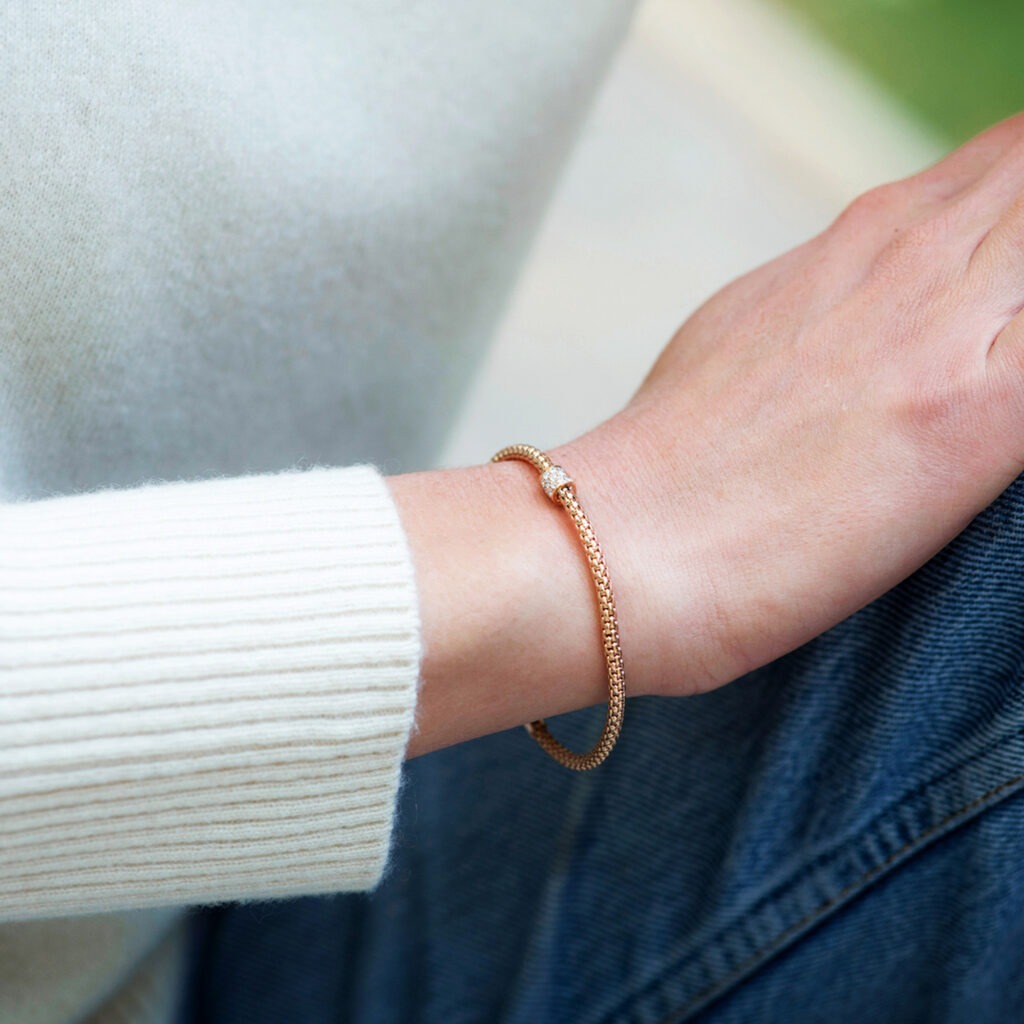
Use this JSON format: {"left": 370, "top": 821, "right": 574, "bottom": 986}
{"left": 540, "top": 465, "right": 573, "bottom": 499}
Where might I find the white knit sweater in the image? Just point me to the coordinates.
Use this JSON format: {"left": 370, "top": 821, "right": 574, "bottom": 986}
{"left": 0, "top": 3, "right": 635, "bottom": 1022}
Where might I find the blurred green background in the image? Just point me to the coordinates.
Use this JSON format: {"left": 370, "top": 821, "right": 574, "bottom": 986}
{"left": 773, "top": 0, "right": 1024, "bottom": 143}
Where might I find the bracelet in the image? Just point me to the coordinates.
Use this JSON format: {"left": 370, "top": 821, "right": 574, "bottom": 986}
{"left": 491, "top": 444, "right": 626, "bottom": 770}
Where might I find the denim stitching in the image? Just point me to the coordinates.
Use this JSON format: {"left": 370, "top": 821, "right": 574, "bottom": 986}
{"left": 658, "top": 770, "right": 1024, "bottom": 1024}
{"left": 597, "top": 721, "right": 1024, "bottom": 1024}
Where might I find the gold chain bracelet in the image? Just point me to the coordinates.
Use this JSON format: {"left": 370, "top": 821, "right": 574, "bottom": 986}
{"left": 491, "top": 444, "right": 626, "bottom": 770}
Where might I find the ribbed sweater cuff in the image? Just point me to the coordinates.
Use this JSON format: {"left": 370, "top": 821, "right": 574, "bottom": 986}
{"left": 0, "top": 464, "right": 421, "bottom": 922}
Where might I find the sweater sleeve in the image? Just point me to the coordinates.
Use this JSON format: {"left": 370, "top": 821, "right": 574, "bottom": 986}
{"left": 0, "top": 463, "right": 422, "bottom": 923}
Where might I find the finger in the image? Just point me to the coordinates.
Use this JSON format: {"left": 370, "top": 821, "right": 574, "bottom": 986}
{"left": 985, "top": 304, "right": 1024, "bottom": 447}
{"left": 970, "top": 186, "right": 1024, "bottom": 311}
{"left": 961, "top": 127, "right": 1024, "bottom": 295}
{"left": 959, "top": 128, "right": 1024, "bottom": 226}
{"left": 831, "top": 114, "right": 1024, "bottom": 260}
{"left": 913, "top": 111, "right": 1024, "bottom": 203}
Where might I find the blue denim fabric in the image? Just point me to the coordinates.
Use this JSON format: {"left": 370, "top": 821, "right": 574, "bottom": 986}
{"left": 181, "top": 473, "right": 1024, "bottom": 1023}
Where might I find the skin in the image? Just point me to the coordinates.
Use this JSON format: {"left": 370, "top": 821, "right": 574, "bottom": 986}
{"left": 391, "top": 112, "right": 1024, "bottom": 761}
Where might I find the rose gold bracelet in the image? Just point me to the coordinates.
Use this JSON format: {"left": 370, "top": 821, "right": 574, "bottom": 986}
{"left": 491, "top": 444, "right": 626, "bottom": 770}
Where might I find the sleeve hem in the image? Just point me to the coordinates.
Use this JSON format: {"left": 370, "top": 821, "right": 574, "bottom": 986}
{"left": 0, "top": 464, "right": 422, "bottom": 921}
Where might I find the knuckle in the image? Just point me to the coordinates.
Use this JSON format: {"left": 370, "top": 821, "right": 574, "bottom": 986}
{"left": 828, "top": 179, "right": 941, "bottom": 256}
{"left": 833, "top": 182, "right": 902, "bottom": 230}
{"left": 963, "top": 192, "right": 1024, "bottom": 292}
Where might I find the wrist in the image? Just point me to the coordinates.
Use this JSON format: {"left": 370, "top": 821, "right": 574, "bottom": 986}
{"left": 552, "top": 413, "right": 735, "bottom": 699}
{"left": 389, "top": 458, "right": 608, "bottom": 759}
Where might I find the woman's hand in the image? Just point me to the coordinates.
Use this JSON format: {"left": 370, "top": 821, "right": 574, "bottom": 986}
{"left": 560, "top": 112, "right": 1024, "bottom": 699}
{"left": 395, "top": 113, "right": 1024, "bottom": 758}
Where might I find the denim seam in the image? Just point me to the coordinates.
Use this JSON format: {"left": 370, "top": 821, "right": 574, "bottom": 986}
{"left": 659, "top": 768, "right": 1024, "bottom": 1024}
{"left": 704, "top": 713, "right": 1024, "bottom": 937}
{"left": 597, "top": 721, "right": 1024, "bottom": 1024}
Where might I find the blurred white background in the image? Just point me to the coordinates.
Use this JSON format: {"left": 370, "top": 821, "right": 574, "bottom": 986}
{"left": 441, "top": 0, "right": 942, "bottom": 467}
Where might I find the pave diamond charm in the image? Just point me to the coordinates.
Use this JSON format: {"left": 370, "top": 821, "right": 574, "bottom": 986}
{"left": 539, "top": 465, "right": 573, "bottom": 500}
